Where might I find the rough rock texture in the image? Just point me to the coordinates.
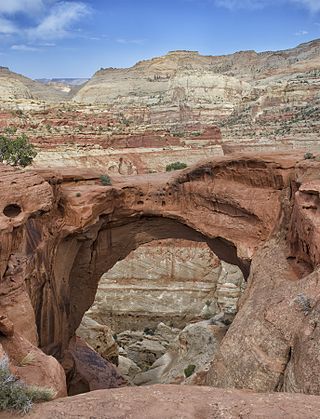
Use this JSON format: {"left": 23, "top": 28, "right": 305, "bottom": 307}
{"left": 61, "top": 337, "right": 126, "bottom": 396}
{"left": 76, "top": 316, "right": 118, "bottom": 363}
{"left": 2, "top": 153, "right": 320, "bottom": 395}
{"left": 72, "top": 40, "right": 320, "bottom": 144}
{"left": 84, "top": 240, "right": 244, "bottom": 332}
{"left": 115, "top": 322, "right": 181, "bottom": 374}
{"left": 117, "top": 355, "right": 141, "bottom": 383}
{"left": 3, "top": 385, "right": 320, "bottom": 419}
{"left": 133, "top": 320, "right": 226, "bottom": 385}
{"left": 0, "top": 334, "right": 67, "bottom": 398}
{"left": 33, "top": 141, "right": 224, "bottom": 175}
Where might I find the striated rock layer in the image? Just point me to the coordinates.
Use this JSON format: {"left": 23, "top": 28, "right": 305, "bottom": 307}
{"left": 72, "top": 40, "right": 320, "bottom": 144}
{"left": 1, "top": 40, "right": 320, "bottom": 168}
{"left": 1, "top": 153, "right": 320, "bottom": 396}
{"left": 85, "top": 240, "right": 244, "bottom": 332}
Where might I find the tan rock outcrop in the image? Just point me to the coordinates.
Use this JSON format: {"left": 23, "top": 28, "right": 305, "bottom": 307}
{"left": 76, "top": 316, "right": 118, "bottom": 363}
{"left": 70, "top": 40, "right": 320, "bottom": 145}
{"left": 133, "top": 320, "right": 226, "bottom": 385}
{"left": 0, "top": 66, "right": 68, "bottom": 102}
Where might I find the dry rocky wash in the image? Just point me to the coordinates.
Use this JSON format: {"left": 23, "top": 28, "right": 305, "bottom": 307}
{"left": 0, "top": 153, "right": 320, "bottom": 415}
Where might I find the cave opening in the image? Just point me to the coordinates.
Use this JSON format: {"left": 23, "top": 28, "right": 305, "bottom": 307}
{"left": 3, "top": 203, "right": 22, "bottom": 218}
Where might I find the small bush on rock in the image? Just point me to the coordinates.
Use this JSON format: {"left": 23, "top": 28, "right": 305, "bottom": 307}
{"left": 143, "top": 327, "right": 155, "bottom": 336}
{"left": 304, "top": 152, "right": 314, "bottom": 160}
{"left": 0, "top": 355, "right": 55, "bottom": 414}
{"left": 0, "top": 134, "right": 37, "bottom": 167}
{"left": 184, "top": 364, "right": 196, "bottom": 378}
{"left": 165, "top": 162, "right": 187, "bottom": 172}
{"left": 100, "top": 174, "right": 112, "bottom": 186}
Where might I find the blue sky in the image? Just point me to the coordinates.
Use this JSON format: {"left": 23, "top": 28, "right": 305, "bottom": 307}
{"left": 0, "top": 0, "right": 319, "bottom": 79}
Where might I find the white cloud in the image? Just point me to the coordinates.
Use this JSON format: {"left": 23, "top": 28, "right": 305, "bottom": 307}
{"left": 116, "top": 38, "right": 144, "bottom": 45}
{"left": 11, "top": 44, "right": 40, "bottom": 51}
{"left": 295, "top": 29, "right": 309, "bottom": 35}
{"left": 38, "top": 41, "right": 56, "bottom": 46}
{"left": 0, "top": 0, "right": 46, "bottom": 15}
{"left": 27, "top": 2, "right": 90, "bottom": 40}
{"left": 0, "top": 1, "right": 90, "bottom": 44}
{"left": 215, "top": 0, "right": 320, "bottom": 11}
{"left": 0, "top": 17, "right": 18, "bottom": 34}
{"left": 215, "top": 0, "right": 266, "bottom": 9}
{"left": 292, "top": 0, "right": 320, "bottom": 12}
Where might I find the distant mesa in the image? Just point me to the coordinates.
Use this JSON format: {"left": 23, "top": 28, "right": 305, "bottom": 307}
{"left": 36, "top": 78, "right": 89, "bottom": 86}
{"left": 166, "top": 50, "right": 200, "bottom": 55}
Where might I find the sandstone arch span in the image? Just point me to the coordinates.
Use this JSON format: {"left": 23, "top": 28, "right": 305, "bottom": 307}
{"left": 3, "top": 153, "right": 320, "bottom": 394}
{"left": 33, "top": 156, "right": 288, "bottom": 355}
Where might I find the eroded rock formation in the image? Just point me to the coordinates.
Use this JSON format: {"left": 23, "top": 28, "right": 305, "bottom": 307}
{"left": 84, "top": 240, "right": 244, "bottom": 332}
{"left": 1, "top": 153, "right": 320, "bottom": 397}
{"left": 72, "top": 40, "right": 320, "bottom": 144}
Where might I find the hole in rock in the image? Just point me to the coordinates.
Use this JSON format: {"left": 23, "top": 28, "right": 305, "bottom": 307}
{"left": 77, "top": 238, "right": 246, "bottom": 388}
{"left": 3, "top": 204, "right": 22, "bottom": 218}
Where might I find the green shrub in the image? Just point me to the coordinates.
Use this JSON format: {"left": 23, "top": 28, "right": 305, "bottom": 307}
{"left": 143, "top": 327, "right": 155, "bottom": 336}
{"left": 100, "top": 174, "right": 112, "bottom": 186}
{"left": 4, "top": 126, "right": 17, "bottom": 135}
{"left": 184, "top": 364, "right": 196, "bottom": 378}
{"left": 165, "top": 162, "right": 188, "bottom": 172}
{"left": 0, "top": 134, "right": 37, "bottom": 167}
{"left": 304, "top": 152, "right": 314, "bottom": 160}
{"left": 75, "top": 192, "right": 81, "bottom": 197}
{"left": 0, "top": 356, "right": 55, "bottom": 414}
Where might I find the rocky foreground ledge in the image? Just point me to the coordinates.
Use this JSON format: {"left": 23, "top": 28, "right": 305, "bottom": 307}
{"left": 2, "top": 385, "right": 320, "bottom": 419}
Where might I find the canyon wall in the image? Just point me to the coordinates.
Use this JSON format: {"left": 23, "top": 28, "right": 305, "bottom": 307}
{"left": 0, "top": 40, "right": 319, "bottom": 165}
{"left": 85, "top": 240, "right": 244, "bottom": 332}
{"left": 71, "top": 40, "right": 320, "bottom": 143}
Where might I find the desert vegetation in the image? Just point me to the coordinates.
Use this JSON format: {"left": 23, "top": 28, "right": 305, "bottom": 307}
{"left": 0, "top": 356, "right": 55, "bottom": 414}
{"left": 100, "top": 174, "right": 112, "bottom": 185}
{"left": 165, "top": 162, "right": 187, "bottom": 171}
{"left": 0, "top": 134, "right": 37, "bottom": 167}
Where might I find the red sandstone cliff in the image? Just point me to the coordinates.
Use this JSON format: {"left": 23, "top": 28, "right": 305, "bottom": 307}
{"left": 0, "top": 153, "right": 320, "bottom": 399}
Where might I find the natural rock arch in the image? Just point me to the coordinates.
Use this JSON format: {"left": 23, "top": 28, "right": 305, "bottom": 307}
{"left": 4, "top": 154, "right": 319, "bottom": 394}
{"left": 29, "top": 156, "right": 288, "bottom": 356}
{"left": 36, "top": 217, "right": 246, "bottom": 354}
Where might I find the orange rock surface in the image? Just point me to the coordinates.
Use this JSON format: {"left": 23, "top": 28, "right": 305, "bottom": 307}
{"left": 1, "top": 152, "right": 320, "bottom": 399}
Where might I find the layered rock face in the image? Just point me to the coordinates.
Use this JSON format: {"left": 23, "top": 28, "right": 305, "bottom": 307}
{"left": 71, "top": 40, "right": 320, "bottom": 146}
{"left": 1, "top": 153, "right": 320, "bottom": 398}
{"left": 84, "top": 240, "right": 244, "bottom": 332}
{"left": 1, "top": 40, "right": 319, "bottom": 173}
